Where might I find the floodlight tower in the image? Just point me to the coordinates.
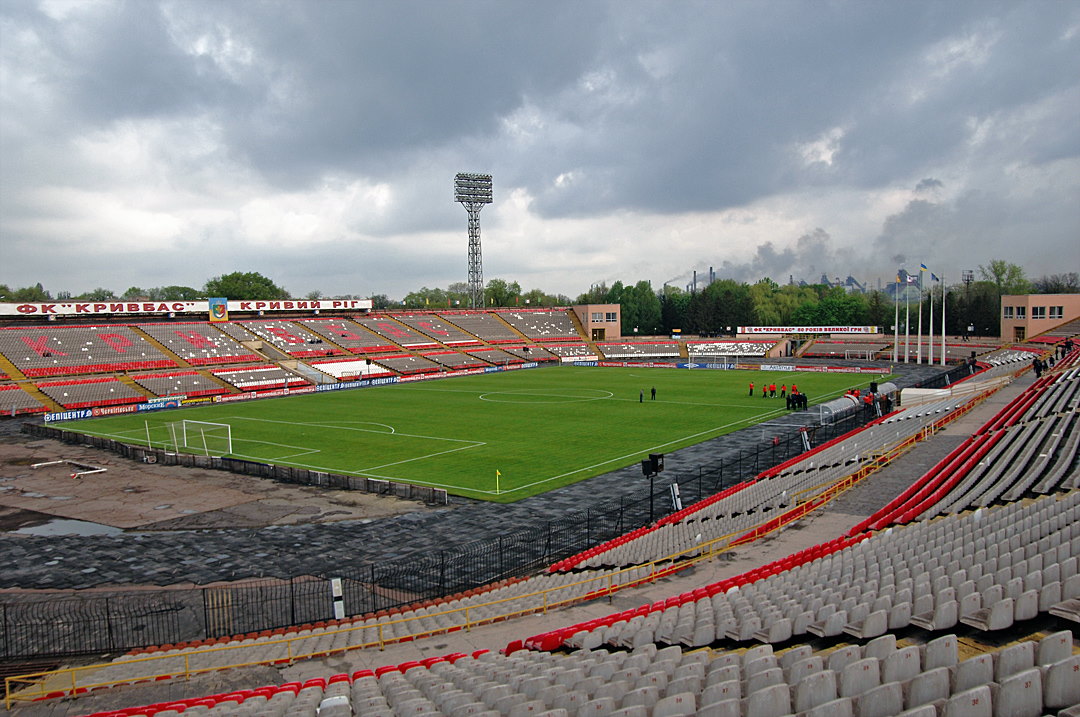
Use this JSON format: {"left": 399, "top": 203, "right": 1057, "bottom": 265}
{"left": 454, "top": 173, "right": 493, "bottom": 309}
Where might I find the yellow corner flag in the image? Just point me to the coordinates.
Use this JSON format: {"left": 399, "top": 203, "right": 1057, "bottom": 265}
{"left": 496, "top": 469, "right": 502, "bottom": 494}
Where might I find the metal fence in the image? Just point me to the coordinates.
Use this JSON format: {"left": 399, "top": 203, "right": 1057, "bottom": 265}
{"left": 2, "top": 364, "right": 975, "bottom": 659}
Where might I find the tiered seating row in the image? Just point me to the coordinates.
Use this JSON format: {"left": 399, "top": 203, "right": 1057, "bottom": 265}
{"left": 422, "top": 351, "right": 490, "bottom": 369}
{"left": 0, "top": 326, "right": 176, "bottom": 376}
{"left": 130, "top": 371, "right": 228, "bottom": 398}
{"left": 501, "top": 345, "right": 559, "bottom": 362}
{"left": 802, "top": 341, "right": 889, "bottom": 358}
{"left": 0, "top": 384, "right": 48, "bottom": 414}
{"left": 464, "top": 348, "right": 524, "bottom": 366}
{"left": 353, "top": 317, "right": 441, "bottom": 349}
{"left": 370, "top": 355, "right": 442, "bottom": 376}
{"left": 296, "top": 319, "right": 398, "bottom": 353}
{"left": 687, "top": 341, "right": 772, "bottom": 357}
{"left": 858, "top": 357, "right": 1079, "bottom": 530}
{"left": 438, "top": 312, "right": 522, "bottom": 344}
{"left": 597, "top": 342, "right": 680, "bottom": 359}
{"left": 34, "top": 377, "right": 146, "bottom": 410}
{"left": 228, "top": 320, "right": 346, "bottom": 358}
{"left": 209, "top": 366, "right": 310, "bottom": 391}
{"left": 540, "top": 343, "right": 594, "bottom": 359}
{"left": 83, "top": 634, "right": 1080, "bottom": 717}
{"left": 499, "top": 311, "right": 580, "bottom": 341}
{"left": 69, "top": 567, "right": 652, "bottom": 693}
{"left": 308, "top": 358, "right": 396, "bottom": 380}
{"left": 540, "top": 491, "right": 1080, "bottom": 656}
{"left": 391, "top": 314, "right": 483, "bottom": 346}
{"left": 134, "top": 323, "right": 259, "bottom": 365}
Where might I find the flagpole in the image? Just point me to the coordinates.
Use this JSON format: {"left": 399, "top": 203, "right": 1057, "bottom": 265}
{"left": 917, "top": 289, "right": 924, "bottom": 365}
{"left": 940, "top": 274, "right": 947, "bottom": 366}
{"left": 496, "top": 469, "right": 501, "bottom": 495}
{"left": 928, "top": 279, "right": 935, "bottom": 365}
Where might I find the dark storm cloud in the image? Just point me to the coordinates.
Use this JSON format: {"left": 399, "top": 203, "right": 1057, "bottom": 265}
{"left": 1, "top": 0, "right": 1077, "bottom": 298}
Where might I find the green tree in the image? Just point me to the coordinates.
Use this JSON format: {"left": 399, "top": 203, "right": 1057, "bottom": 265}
{"left": 204, "top": 272, "right": 289, "bottom": 300}
{"left": 659, "top": 286, "right": 690, "bottom": 334}
{"left": 1032, "top": 273, "right": 1079, "bottom": 294}
{"left": 979, "top": 260, "right": 1031, "bottom": 295}
{"left": 7, "top": 283, "right": 52, "bottom": 301}
{"left": 403, "top": 286, "right": 448, "bottom": 309}
{"left": 149, "top": 285, "right": 202, "bottom": 300}
{"left": 76, "top": 287, "right": 117, "bottom": 301}
{"left": 485, "top": 278, "right": 521, "bottom": 307}
{"left": 121, "top": 286, "right": 146, "bottom": 300}
{"left": 370, "top": 294, "right": 393, "bottom": 310}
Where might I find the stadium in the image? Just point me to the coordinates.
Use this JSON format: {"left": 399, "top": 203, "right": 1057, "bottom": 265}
{"left": 0, "top": 299, "right": 1078, "bottom": 717}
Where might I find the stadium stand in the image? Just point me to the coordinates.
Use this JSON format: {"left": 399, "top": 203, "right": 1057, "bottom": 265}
{"left": 502, "top": 345, "right": 560, "bottom": 363}
{"left": 129, "top": 370, "right": 229, "bottom": 398}
{"left": 802, "top": 340, "right": 890, "bottom": 359}
{"left": 393, "top": 313, "right": 484, "bottom": 346}
{"left": 0, "top": 383, "right": 48, "bottom": 414}
{"left": 226, "top": 320, "right": 346, "bottom": 358}
{"left": 134, "top": 322, "right": 260, "bottom": 365}
{"left": 34, "top": 376, "right": 147, "bottom": 409}
{"left": 210, "top": 365, "right": 311, "bottom": 391}
{"left": 368, "top": 354, "right": 442, "bottom": 375}
{"left": 687, "top": 341, "right": 772, "bottom": 358}
{"left": 499, "top": 310, "right": 580, "bottom": 341}
{"left": 540, "top": 343, "right": 596, "bottom": 360}
{"left": 308, "top": 357, "right": 397, "bottom": 380}
{"left": 7, "top": 320, "right": 1080, "bottom": 716}
{"left": 76, "top": 629, "right": 1080, "bottom": 717}
{"left": 596, "top": 341, "right": 681, "bottom": 359}
{"left": 422, "top": 350, "right": 491, "bottom": 369}
{"left": 353, "top": 316, "right": 442, "bottom": 349}
{"left": 296, "top": 319, "right": 399, "bottom": 353}
{"left": 0, "top": 325, "right": 177, "bottom": 376}
{"left": 464, "top": 347, "right": 525, "bottom": 366}
{"left": 438, "top": 311, "right": 523, "bottom": 344}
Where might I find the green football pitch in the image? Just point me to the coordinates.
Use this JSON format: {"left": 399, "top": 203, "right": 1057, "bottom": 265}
{"left": 66, "top": 365, "right": 890, "bottom": 501}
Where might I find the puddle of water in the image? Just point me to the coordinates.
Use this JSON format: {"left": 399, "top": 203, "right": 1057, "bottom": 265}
{"left": 14, "top": 519, "right": 124, "bottom": 536}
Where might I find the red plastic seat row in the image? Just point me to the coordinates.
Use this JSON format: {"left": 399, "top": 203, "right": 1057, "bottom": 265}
{"left": 523, "top": 531, "right": 872, "bottom": 653}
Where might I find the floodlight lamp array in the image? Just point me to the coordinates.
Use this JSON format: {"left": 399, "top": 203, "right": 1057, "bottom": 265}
{"left": 454, "top": 173, "right": 493, "bottom": 204}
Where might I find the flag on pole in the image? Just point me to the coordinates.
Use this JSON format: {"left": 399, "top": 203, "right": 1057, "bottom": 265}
{"left": 931, "top": 273, "right": 940, "bottom": 282}
{"left": 496, "top": 469, "right": 501, "bottom": 494}
{"left": 920, "top": 263, "right": 928, "bottom": 272}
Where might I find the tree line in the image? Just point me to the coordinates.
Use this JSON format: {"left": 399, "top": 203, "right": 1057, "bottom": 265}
{"left": 3, "top": 265, "right": 1075, "bottom": 338}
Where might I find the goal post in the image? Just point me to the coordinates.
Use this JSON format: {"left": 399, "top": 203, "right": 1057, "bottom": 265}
{"left": 164, "top": 420, "right": 233, "bottom": 457}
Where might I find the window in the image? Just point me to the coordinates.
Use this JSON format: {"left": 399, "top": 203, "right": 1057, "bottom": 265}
{"left": 591, "top": 312, "right": 603, "bottom": 322}
{"left": 1050, "top": 306, "right": 1064, "bottom": 319}
{"left": 1015, "top": 306, "right": 1026, "bottom": 319}
{"left": 1032, "top": 306, "right": 1046, "bottom": 319}
{"left": 1003, "top": 306, "right": 1014, "bottom": 319}
{"left": 605, "top": 312, "right": 618, "bottom": 322}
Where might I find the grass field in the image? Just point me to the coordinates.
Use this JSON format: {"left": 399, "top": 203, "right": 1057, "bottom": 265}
{"left": 67, "top": 365, "right": 890, "bottom": 501}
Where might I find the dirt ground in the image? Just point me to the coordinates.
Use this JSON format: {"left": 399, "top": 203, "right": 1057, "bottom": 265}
{"left": 0, "top": 422, "right": 436, "bottom": 534}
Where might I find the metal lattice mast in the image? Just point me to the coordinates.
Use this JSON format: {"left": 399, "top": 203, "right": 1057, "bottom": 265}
{"left": 454, "top": 173, "right": 492, "bottom": 309}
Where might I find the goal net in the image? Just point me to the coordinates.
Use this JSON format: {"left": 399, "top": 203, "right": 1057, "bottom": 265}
{"left": 844, "top": 349, "right": 874, "bottom": 361}
{"left": 165, "top": 420, "right": 233, "bottom": 457}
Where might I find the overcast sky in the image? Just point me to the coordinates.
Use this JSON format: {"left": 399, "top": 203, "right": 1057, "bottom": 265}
{"left": 1, "top": 0, "right": 1078, "bottom": 301}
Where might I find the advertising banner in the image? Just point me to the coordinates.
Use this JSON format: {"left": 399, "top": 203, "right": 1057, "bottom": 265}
{"left": 738, "top": 326, "right": 879, "bottom": 335}
{"left": 0, "top": 298, "right": 373, "bottom": 317}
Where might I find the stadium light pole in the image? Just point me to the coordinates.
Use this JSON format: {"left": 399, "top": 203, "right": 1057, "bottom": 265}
{"left": 454, "top": 173, "right": 493, "bottom": 309}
